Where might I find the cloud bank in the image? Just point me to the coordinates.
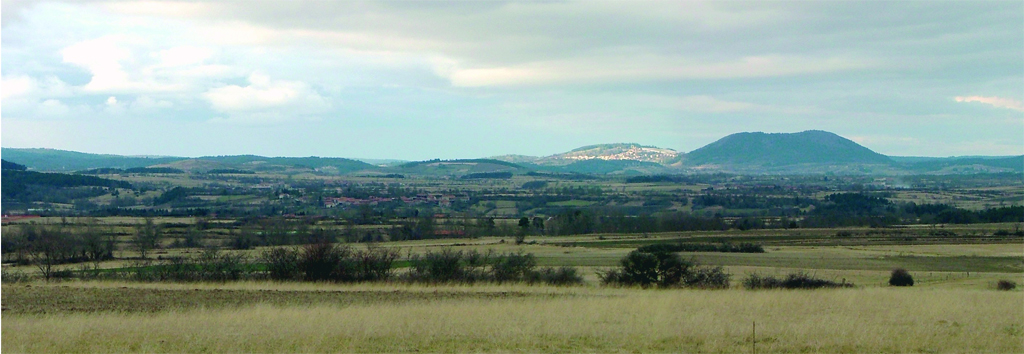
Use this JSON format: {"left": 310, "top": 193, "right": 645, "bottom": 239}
{"left": 955, "top": 96, "right": 1024, "bottom": 112}
{"left": 1, "top": 1, "right": 1021, "bottom": 158}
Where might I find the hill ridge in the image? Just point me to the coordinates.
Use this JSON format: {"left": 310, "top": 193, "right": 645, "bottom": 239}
{"left": 6, "top": 130, "right": 1021, "bottom": 175}
{"left": 684, "top": 130, "right": 892, "bottom": 168}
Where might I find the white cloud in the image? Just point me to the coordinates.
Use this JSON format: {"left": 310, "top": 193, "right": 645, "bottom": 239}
{"left": 2, "top": 75, "right": 36, "bottom": 99}
{"left": 86, "top": 1, "right": 876, "bottom": 88}
{"left": 61, "top": 36, "right": 180, "bottom": 93}
{"left": 1, "top": 75, "right": 73, "bottom": 99}
{"left": 206, "top": 112, "right": 322, "bottom": 126}
{"left": 677, "top": 96, "right": 761, "bottom": 113}
{"left": 198, "top": 22, "right": 283, "bottom": 46}
{"left": 3, "top": 1, "right": 1022, "bottom": 157}
{"left": 38, "top": 99, "right": 70, "bottom": 116}
{"left": 444, "top": 54, "right": 874, "bottom": 87}
{"left": 171, "top": 64, "right": 236, "bottom": 78}
{"left": 102, "top": 1, "right": 214, "bottom": 18}
{"left": 203, "top": 73, "right": 329, "bottom": 113}
{"left": 955, "top": 96, "right": 1024, "bottom": 112}
{"left": 674, "top": 95, "right": 818, "bottom": 115}
{"left": 154, "top": 46, "right": 213, "bottom": 68}
{"left": 130, "top": 96, "right": 174, "bottom": 110}
{"left": 103, "top": 96, "right": 125, "bottom": 115}
{"left": 61, "top": 36, "right": 133, "bottom": 91}
{"left": 1, "top": 76, "right": 80, "bottom": 118}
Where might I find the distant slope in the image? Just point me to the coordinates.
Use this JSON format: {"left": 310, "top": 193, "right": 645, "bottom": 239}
{"left": 352, "top": 158, "right": 410, "bottom": 167}
{"left": 685, "top": 131, "right": 892, "bottom": 168}
{"left": 2, "top": 159, "right": 28, "bottom": 171}
{"left": 890, "top": 155, "right": 1021, "bottom": 163}
{"left": 392, "top": 159, "right": 527, "bottom": 177}
{"left": 2, "top": 148, "right": 183, "bottom": 172}
{"left": 903, "top": 155, "right": 1024, "bottom": 174}
{"left": 186, "top": 156, "right": 377, "bottom": 174}
{"left": 489, "top": 154, "right": 541, "bottom": 164}
{"left": 527, "top": 159, "right": 668, "bottom": 175}
{"left": 0, "top": 149, "right": 377, "bottom": 175}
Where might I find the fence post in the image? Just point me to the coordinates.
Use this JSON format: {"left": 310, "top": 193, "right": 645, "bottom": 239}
{"left": 752, "top": 321, "right": 756, "bottom": 354}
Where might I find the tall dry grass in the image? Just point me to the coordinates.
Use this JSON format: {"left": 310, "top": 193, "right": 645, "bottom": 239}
{"left": 4, "top": 287, "right": 1022, "bottom": 353}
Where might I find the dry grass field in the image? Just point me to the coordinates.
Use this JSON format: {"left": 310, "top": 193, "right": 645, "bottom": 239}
{"left": 3, "top": 282, "right": 1022, "bottom": 353}
{"left": 3, "top": 219, "right": 1022, "bottom": 352}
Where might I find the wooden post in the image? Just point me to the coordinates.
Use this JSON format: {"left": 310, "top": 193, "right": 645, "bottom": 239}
{"left": 752, "top": 321, "right": 756, "bottom": 354}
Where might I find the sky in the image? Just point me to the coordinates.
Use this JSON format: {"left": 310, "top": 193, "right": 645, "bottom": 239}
{"left": 2, "top": 0, "right": 1022, "bottom": 160}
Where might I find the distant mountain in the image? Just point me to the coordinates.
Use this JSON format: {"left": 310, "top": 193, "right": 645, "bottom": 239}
{"left": 2, "top": 148, "right": 183, "bottom": 172}
{"left": 684, "top": 131, "right": 892, "bottom": 170}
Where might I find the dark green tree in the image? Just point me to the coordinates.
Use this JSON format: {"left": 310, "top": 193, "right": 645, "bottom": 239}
{"left": 516, "top": 217, "right": 530, "bottom": 244}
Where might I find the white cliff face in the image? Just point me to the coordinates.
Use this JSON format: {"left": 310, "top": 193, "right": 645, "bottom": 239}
{"left": 489, "top": 143, "right": 682, "bottom": 166}
{"left": 560, "top": 147, "right": 677, "bottom": 161}
{"left": 540, "top": 144, "right": 680, "bottom": 165}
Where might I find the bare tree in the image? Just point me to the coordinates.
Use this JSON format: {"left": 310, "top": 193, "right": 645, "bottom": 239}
{"left": 133, "top": 218, "right": 162, "bottom": 259}
{"left": 30, "top": 226, "right": 71, "bottom": 282}
{"left": 1, "top": 225, "right": 32, "bottom": 265}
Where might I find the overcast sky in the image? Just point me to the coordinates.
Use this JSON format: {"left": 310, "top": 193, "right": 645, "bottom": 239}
{"left": 2, "top": 1, "right": 1022, "bottom": 160}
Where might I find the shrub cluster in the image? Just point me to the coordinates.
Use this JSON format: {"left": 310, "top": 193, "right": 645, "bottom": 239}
{"left": 888, "top": 268, "right": 914, "bottom": 287}
{"left": 599, "top": 249, "right": 730, "bottom": 288}
{"left": 0, "top": 267, "right": 32, "bottom": 283}
{"left": 109, "top": 249, "right": 255, "bottom": 282}
{"left": 261, "top": 242, "right": 400, "bottom": 282}
{"left": 68, "top": 245, "right": 584, "bottom": 285}
{"left": 636, "top": 242, "right": 764, "bottom": 254}
{"left": 996, "top": 279, "right": 1017, "bottom": 291}
{"left": 743, "top": 272, "right": 854, "bottom": 290}
{"left": 401, "top": 249, "right": 583, "bottom": 285}
{"left": 145, "top": 249, "right": 251, "bottom": 282}
{"left": 526, "top": 266, "right": 585, "bottom": 286}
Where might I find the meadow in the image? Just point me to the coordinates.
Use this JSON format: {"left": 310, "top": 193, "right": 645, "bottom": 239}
{"left": 3, "top": 223, "right": 1022, "bottom": 353}
{"left": 3, "top": 282, "right": 1022, "bottom": 353}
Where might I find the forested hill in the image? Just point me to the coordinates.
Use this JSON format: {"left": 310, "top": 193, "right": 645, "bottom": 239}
{"left": 2, "top": 159, "right": 27, "bottom": 171}
{"left": 684, "top": 130, "right": 892, "bottom": 167}
{"left": 1, "top": 168, "right": 132, "bottom": 201}
{"left": 2, "top": 148, "right": 181, "bottom": 172}
{"left": 1, "top": 149, "right": 376, "bottom": 175}
{"left": 182, "top": 155, "right": 376, "bottom": 174}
